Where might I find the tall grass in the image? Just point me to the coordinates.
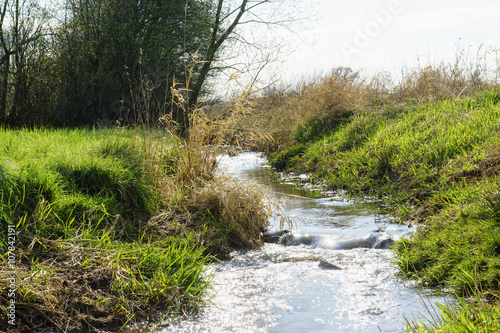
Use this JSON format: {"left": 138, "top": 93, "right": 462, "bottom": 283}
{"left": 397, "top": 46, "right": 499, "bottom": 103}
{"left": 406, "top": 288, "right": 500, "bottom": 332}
{"left": 156, "top": 75, "right": 284, "bottom": 251}
{"left": 250, "top": 69, "right": 372, "bottom": 151}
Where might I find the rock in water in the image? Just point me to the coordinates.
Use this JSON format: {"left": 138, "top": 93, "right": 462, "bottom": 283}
{"left": 318, "top": 260, "right": 342, "bottom": 270}
{"left": 375, "top": 238, "right": 394, "bottom": 249}
{"left": 262, "top": 230, "right": 291, "bottom": 244}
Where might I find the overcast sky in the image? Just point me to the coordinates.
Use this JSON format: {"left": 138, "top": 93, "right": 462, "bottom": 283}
{"left": 279, "top": 0, "right": 500, "bottom": 82}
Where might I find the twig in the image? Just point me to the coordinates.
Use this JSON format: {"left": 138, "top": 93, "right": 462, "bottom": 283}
{"left": 14, "top": 309, "right": 34, "bottom": 330}
{"left": 15, "top": 303, "right": 64, "bottom": 332}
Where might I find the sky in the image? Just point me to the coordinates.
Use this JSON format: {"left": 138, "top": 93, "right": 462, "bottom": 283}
{"left": 275, "top": 0, "right": 500, "bottom": 84}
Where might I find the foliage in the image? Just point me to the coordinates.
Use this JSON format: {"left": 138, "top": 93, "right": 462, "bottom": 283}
{"left": 406, "top": 289, "right": 500, "bottom": 333}
{"left": 0, "top": 0, "right": 302, "bottom": 128}
{"left": 52, "top": 0, "right": 216, "bottom": 126}
{"left": 0, "top": 0, "right": 52, "bottom": 126}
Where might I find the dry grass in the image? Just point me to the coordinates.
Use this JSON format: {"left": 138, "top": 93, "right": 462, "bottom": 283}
{"left": 0, "top": 240, "right": 124, "bottom": 332}
{"left": 244, "top": 48, "right": 500, "bottom": 153}
{"left": 0, "top": 234, "right": 210, "bottom": 332}
{"left": 0, "top": 239, "right": 133, "bottom": 331}
{"left": 296, "top": 72, "right": 370, "bottom": 118}
{"left": 155, "top": 78, "right": 289, "bottom": 252}
{"left": 249, "top": 69, "right": 372, "bottom": 150}
{"left": 396, "top": 64, "right": 485, "bottom": 103}
{"left": 395, "top": 47, "right": 500, "bottom": 103}
{"left": 194, "top": 175, "right": 291, "bottom": 249}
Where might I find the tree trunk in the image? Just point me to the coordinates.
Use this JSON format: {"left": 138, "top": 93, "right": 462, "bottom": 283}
{"left": 0, "top": 54, "right": 9, "bottom": 123}
{"left": 188, "top": 0, "right": 248, "bottom": 110}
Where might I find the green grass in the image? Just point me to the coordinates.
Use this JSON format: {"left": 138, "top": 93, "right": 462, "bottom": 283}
{"left": 0, "top": 128, "right": 158, "bottom": 231}
{"left": 0, "top": 127, "right": 212, "bottom": 331}
{"left": 406, "top": 291, "right": 500, "bottom": 332}
{"left": 0, "top": 124, "right": 277, "bottom": 331}
{"left": 262, "top": 88, "right": 500, "bottom": 330}
{"left": 110, "top": 234, "right": 211, "bottom": 307}
{"left": 268, "top": 89, "right": 500, "bottom": 295}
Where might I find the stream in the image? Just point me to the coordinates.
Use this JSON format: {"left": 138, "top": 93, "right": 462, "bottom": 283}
{"left": 159, "top": 152, "right": 448, "bottom": 333}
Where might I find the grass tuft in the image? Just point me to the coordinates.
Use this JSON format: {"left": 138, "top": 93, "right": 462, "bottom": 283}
{"left": 250, "top": 70, "right": 371, "bottom": 151}
{"left": 406, "top": 287, "right": 500, "bottom": 333}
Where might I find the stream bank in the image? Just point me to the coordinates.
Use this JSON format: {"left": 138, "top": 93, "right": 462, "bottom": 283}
{"left": 158, "top": 152, "right": 447, "bottom": 333}
{"left": 265, "top": 90, "right": 500, "bottom": 297}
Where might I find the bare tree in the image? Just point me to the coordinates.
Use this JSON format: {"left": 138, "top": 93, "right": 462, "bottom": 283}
{"left": 188, "top": 0, "right": 306, "bottom": 110}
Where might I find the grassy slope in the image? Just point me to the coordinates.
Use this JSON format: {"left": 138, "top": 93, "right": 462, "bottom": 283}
{"left": 0, "top": 127, "right": 269, "bottom": 332}
{"left": 268, "top": 89, "right": 500, "bottom": 295}
{"left": 0, "top": 128, "right": 205, "bottom": 331}
{"left": 258, "top": 86, "right": 500, "bottom": 331}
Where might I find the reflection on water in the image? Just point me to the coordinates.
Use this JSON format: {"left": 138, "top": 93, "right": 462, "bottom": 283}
{"left": 158, "top": 152, "right": 447, "bottom": 333}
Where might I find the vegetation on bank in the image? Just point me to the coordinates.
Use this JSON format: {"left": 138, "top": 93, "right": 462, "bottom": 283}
{"left": 405, "top": 292, "right": 500, "bottom": 332}
{"left": 0, "top": 123, "right": 275, "bottom": 331}
{"left": 247, "top": 61, "right": 500, "bottom": 331}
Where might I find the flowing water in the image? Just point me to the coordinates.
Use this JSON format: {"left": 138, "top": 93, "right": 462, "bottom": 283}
{"left": 159, "top": 152, "right": 447, "bottom": 333}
